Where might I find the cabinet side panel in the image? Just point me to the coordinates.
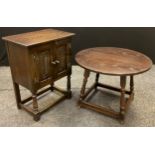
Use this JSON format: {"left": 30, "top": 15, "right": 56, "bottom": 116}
{"left": 7, "top": 42, "right": 32, "bottom": 90}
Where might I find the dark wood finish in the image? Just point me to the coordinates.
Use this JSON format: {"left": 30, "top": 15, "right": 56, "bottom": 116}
{"left": 80, "top": 100, "right": 120, "bottom": 119}
{"left": 130, "top": 76, "right": 134, "bottom": 95}
{"left": 76, "top": 47, "right": 152, "bottom": 122}
{"left": 21, "top": 86, "right": 52, "bottom": 104}
{"left": 97, "top": 83, "right": 131, "bottom": 95}
{"left": 120, "top": 76, "right": 126, "bottom": 121}
{"left": 2, "top": 29, "right": 75, "bottom": 121}
{"left": 95, "top": 73, "right": 100, "bottom": 83}
{"left": 78, "top": 80, "right": 133, "bottom": 121}
{"left": 75, "top": 47, "right": 152, "bottom": 76}
{"left": 12, "top": 82, "right": 22, "bottom": 109}
{"left": 32, "top": 94, "right": 38, "bottom": 112}
{"left": 79, "top": 70, "right": 90, "bottom": 101}
{"left": 82, "top": 83, "right": 96, "bottom": 100}
{"left": 67, "top": 74, "right": 72, "bottom": 98}
{"left": 2, "top": 29, "right": 74, "bottom": 47}
{"left": 95, "top": 73, "right": 100, "bottom": 89}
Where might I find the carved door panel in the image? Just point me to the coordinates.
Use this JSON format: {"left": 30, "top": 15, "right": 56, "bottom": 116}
{"left": 32, "top": 44, "right": 54, "bottom": 88}
{"left": 54, "top": 40, "right": 68, "bottom": 78}
{"left": 37, "top": 50, "right": 52, "bottom": 81}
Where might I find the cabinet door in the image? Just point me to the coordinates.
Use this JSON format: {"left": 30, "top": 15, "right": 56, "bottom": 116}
{"left": 54, "top": 39, "right": 69, "bottom": 78}
{"left": 37, "top": 49, "right": 52, "bottom": 81}
{"left": 31, "top": 44, "right": 54, "bottom": 88}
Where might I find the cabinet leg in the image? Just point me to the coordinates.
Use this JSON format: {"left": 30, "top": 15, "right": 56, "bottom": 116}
{"left": 120, "top": 76, "right": 126, "bottom": 122}
{"left": 33, "top": 114, "right": 40, "bottom": 121}
{"left": 13, "top": 82, "right": 21, "bottom": 109}
{"left": 50, "top": 83, "right": 54, "bottom": 92}
{"left": 95, "top": 73, "right": 100, "bottom": 89}
{"left": 32, "top": 94, "right": 39, "bottom": 112}
{"left": 79, "top": 70, "right": 90, "bottom": 106}
{"left": 67, "top": 74, "right": 72, "bottom": 99}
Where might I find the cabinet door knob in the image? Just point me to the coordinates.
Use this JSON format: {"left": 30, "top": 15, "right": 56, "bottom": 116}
{"left": 55, "top": 60, "right": 60, "bottom": 64}
{"left": 51, "top": 61, "right": 57, "bottom": 65}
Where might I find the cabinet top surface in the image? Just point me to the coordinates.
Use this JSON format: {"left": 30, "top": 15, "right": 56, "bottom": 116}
{"left": 75, "top": 47, "right": 152, "bottom": 76}
{"left": 2, "top": 29, "right": 75, "bottom": 46}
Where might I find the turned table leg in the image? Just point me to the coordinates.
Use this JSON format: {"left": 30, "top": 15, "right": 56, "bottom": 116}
{"left": 120, "top": 76, "right": 127, "bottom": 122}
{"left": 95, "top": 73, "right": 100, "bottom": 89}
{"left": 130, "top": 75, "right": 134, "bottom": 100}
{"left": 13, "top": 82, "right": 22, "bottom": 109}
{"left": 79, "top": 70, "right": 90, "bottom": 105}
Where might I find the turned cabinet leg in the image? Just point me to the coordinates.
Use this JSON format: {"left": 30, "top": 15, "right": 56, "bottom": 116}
{"left": 33, "top": 114, "right": 40, "bottom": 121}
{"left": 32, "top": 94, "right": 39, "bottom": 112}
{"left": 13, "top": 82, "right": 21, "bottom": 109}
{"left": 50, "top": 82, "right": 54, "bottom": 91}
{"left": 67, "top": 74, "right": 72, "bottom": 99}
{"left": 32, "top": 94, "right": 40, "bottom": 121}
{"left": 95, "top": 73, "right": 100, "bottom": 89}
{"left": 120, "top": 76, "right": 127, "bottom": 122}
{"left": 79, "top": 70, "right": 90, "bottom": 103}
{"left": 130, "top": 75, "right": 134, "bottom": 100}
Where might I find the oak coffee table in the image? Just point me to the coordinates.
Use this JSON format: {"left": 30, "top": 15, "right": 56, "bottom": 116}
{"left": 75, "top": 47, "right": 152, "bottom": 122}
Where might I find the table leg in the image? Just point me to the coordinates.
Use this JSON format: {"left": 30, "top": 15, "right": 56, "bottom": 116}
{"left": 130, "top": 75, "right": 134, "bottom": 100}
{"left": 120, "top": 76, "right": 127, "bottom": 122}
{"left": 79, "top": 70, "right": 90, "bottom": 102}
{"left": 13, "top": 82, "right": 21, "bottom": 109}
{"left": 95, "top": 73, "right": 100, "bottom": 89}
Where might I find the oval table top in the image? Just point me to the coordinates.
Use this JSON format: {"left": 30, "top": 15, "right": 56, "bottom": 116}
{"left": 75, "top": 47, "right": 152, "bottom": 76}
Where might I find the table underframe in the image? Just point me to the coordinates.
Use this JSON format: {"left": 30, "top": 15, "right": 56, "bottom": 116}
{"left": 78, "top": 70, "right": 135, "bottom": 123}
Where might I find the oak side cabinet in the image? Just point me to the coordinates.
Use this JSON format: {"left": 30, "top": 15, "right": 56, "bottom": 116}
{"left": 2, "top": 29, "right": 75, "bottom": 121}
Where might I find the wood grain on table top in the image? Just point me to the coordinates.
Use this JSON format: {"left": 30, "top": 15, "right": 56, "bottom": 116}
{"left": 75, "top": 47, "right": 152, "bottom": 76}
{"left": 2, "top": 29, "right": 75, "bottom": 47}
